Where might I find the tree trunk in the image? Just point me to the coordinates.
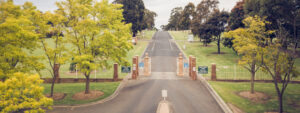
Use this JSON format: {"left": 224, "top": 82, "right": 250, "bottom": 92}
{"left": 85, "top": 74, "right": 90, "bottom": 94}
{"left": 251, "top": 71, "right": 255, "bottom": 94}
{"left": 217, "top": 36, "right": 220, "bottom": 54}
{"left": 51, "top": 64, "right": 60, "bottom": 97}
{"left": 50, "top": 76, "right": 56, "bottom": 97}
{"left": 279, "top": 93, "right": 283, "bottom": 113}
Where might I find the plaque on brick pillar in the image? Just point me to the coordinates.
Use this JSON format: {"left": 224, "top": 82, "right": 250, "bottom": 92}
{"left": 132, "top": 57, "right": 137, "bottom": 79}
{"left": 191, "top": 57, "right": 197, "bottom": 80}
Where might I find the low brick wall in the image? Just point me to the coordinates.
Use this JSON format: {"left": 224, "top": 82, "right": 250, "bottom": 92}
{"left": 42, "top": 78, "right": 122, "bottom": 83}
{"left": 215, "top": 79, "right": 300, "bottom": 84}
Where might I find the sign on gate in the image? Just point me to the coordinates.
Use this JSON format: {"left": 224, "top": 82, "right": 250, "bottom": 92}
{"left": 184, "top": 62, "right": 189, "bottom": 68}
{"left": 198, "top": 66, "right": 208, "bottom": 74}
{"left": 121, "top": 66, "right": 131, "bottom": 73}
{"left": 139, "top": 62, "right": 144, "bottom": 68}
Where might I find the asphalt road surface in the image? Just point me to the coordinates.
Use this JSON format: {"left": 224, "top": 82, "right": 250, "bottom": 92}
{"left": 48, "top": 31, "right": 224, "bottom": 113}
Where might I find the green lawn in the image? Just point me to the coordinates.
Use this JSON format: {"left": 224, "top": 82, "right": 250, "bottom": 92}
{"left": 42, "top": 82, "right": 120, "bottom": 105}
{"left": 169, "top": 31, "right": 300, "bottom": 80}
{"left": 34, "top": 30, "right": 155, "bottom": 79}
{"left": 209, "top": 81, "right": 300, "bottom": 113}
{"left": 137, "top": 30, "right": 156, "bottom": 40}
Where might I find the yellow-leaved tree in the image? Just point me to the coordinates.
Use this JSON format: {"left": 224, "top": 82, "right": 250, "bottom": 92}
{"left": 0, "top": 1, "right": 53, "bottom": 112}
{"left": 56, "top": 0, "right": 132, "bottom": 94}
{"left": 224, "top": 16, "right": 274, "bottom": 94}
{"left": 39, "top": 11, "right": 69, "bottom": 97}
{"left": 0, "top": 73, "right": 53, "bottom": 113}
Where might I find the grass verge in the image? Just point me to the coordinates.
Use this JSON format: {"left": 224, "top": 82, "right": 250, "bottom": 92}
{"left": 43, "top": 82, "right": 120, "bottom": 105}
{"left": 209, "top": 81, "right": 300, "bottom": 113}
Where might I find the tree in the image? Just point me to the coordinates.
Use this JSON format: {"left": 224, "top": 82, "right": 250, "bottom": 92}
{"left": 0, "top": 73, "right": 53, "bottom": 113}
{"left": 178, "top": 2, "right": 195, "bottom": 30}
{"left": 40, "top": 12, "right": 69, "bottom": 97}
{"left": 114, "top": 0, "right": 145, "bottom": 37}
{"left": 244, "top": 0, "right": 300, "bottom": 50}
{"left": 57, "top": 0, "right": 132, "bottom": 94}
{"left": 141, "top": 9, "right": 157, "bottom": 30}
{"left": 191, "top": 0, "right": 219, "bottom": 46}
{"left": 223, "top": 0, "right": 245, "bottom": 49}
{"left": 165, "top": 7, "right": 183, "bottom": 30}
{"left": 0, "top": 1, "right": 44, "bottom": 79}
{"left": 205, "top": 10, "right": 229, "bottom": 54}
{"left": 261, "top": 25, "right": 298, "bottom": 113}
{"left": 224, "top": 16, "right": 273, "bottom": 94}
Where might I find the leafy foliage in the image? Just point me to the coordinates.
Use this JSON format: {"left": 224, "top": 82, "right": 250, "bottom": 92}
{"left": 141, "top": 9, "right": 157, "bottom": 30}
{"left": 224, "top": 16, "right": 274, "bottom": 93}
{"left": 191, "top": 0, "right": 219, "bottom": 46}
{"left": 0, "top": 1, "right": 44, "bottom": 79}
{"left": 178, "top": 2, "right": 195, "bottom": 30}
{"left": 114, "top": 0, "right": 145, "bottom": 37}
{"left": 0, "top": 73, "right": 53, "bottom": 113}
{"left": 164, "top": 7, "right": 183, "bottom": 30}
{"left": 56, "top": 0, "right": 132, "bottom": 93}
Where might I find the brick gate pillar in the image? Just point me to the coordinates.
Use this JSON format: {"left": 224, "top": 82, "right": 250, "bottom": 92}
{"left": 211, "top": 63, "right": 217, "bottom": 81}
{"left": 178, "top": 53, "right": 184, "bottom": 76}
{"left": 132, "top": 57, "right": 137, "bottom": 79}
{"left": 113, "top": 63, "right": 118, "bottom": 81}
{"left": 144, "top": 53, "right": 150, "bottom": 76}
{"left": 189, "top": 55, "right": 192, "bottom": 77}
{"left": 191, "top": 57, "right": 197, "bottom": 80}
{"left": 135, "top": 55, "right": 139, "bottom": 77}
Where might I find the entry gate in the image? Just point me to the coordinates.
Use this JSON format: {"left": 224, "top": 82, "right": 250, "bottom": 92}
{"left": 131, "top": 53, "right": 151, "bottom": 79}
{"left": 177, "top": 53, "right": 197, "bottom": 80}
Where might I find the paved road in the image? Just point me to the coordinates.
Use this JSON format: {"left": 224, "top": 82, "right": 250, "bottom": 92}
{"left": 48, "top": 31, "right": 223, "bottom": 113}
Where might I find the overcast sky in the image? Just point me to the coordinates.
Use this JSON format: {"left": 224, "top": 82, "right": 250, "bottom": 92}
{"left": 14, "top": 0, "right": 239, "bottom": 28}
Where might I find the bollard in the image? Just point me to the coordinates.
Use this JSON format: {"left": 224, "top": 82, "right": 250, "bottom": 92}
{"left": 178, "top": 53, "right": 184, "bottom": 76}
{"left": 132, "top": 57, "right": 137, "bottom": 79}
{"left": 191, "top": 57, "right": 197, "bottom": 80}
{"left": 144, "top": 53, "right": 150, "bottom": 76}
{"left": 113, "top": 63, "right": 118, "bottom": 81}
{"left": 211, "top": 63, "right": 217, "bottom": 81}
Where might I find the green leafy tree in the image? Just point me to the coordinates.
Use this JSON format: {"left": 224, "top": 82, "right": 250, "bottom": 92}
{"left": 224, "top": 16, "right": 273, "bottom": 94}
{"left": 205, "top": 10, "right": 229, "bottom": 54}
{"left": 114, "top": 0, "right": 145, "bottom": 37}
{"left": 191, "top": 0, "right": 219, "bottom": 46}
{"left": 244, "top": 0, "right": 300, "bottom": 50}
{"left": 0, "top": 73, "right": 53, "bottom": 113}
{"left": 40, "top": 12, "right": 69, "bottom": 97}
{"left": 223, "top": 0, "right": 245, "bottom": 49}
{"left": 141, "top": 9, "right": 157, "bottom": 30}
{"left": 57, "top": 0, "right": 132, "bottom": 94}
{"left": 261, "top": 24, "right": 298, "bottom": 113}
{"left": 178, "top": 2, "right": 195, "bottom": 30}
{"left": 165, "top": 7, "right": 183, "bottom": 30}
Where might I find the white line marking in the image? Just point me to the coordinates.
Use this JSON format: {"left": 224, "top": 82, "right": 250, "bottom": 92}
{"left": 152, "top": 40, "right": 156, "bottom": 51}
{"left": 168, "top": 39, "right": 173, "bottom": 50}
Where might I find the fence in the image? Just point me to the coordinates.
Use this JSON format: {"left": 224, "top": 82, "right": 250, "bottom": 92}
{"left": 204, "top": 64, "right": 300, "bottom": 81}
